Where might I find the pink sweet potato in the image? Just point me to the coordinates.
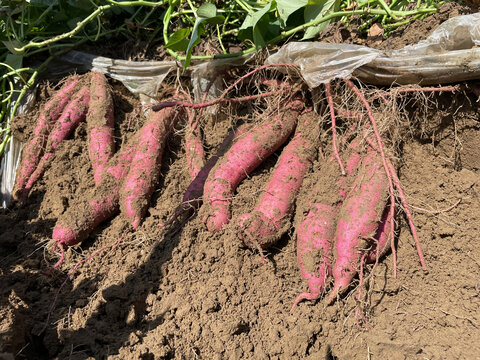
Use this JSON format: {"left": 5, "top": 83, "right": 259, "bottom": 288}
{"left": 237, "top": 111, "right": 317, "bottom": 249}
{"left": 52, "top": 134, "right": 138, "bottom": 247}
{"left": 182, "top": 125, "right": 248, "bottom": 206}
{"left": 202, "top": 98, "right": 303, "bottom": 233}
{"left": 23, "top": 86, "right": 90, "bottom": 199}
{"left": 365, "top": 206, "right": 393, "bottom": 263}
{"left": 164, "top": 126, "right": 248, "bottom": 236}
{"left": 291, "top": 203, "right": 336, "bottom": 310}
{"left": 292, "top": 139, "right": 362, "bottom": 308}
{"left": 13, "top": 76, "right": 80, "bottom": 201}
{"left": 327, "top": 147, "right": 389, "bottom": 304}
{"left": 185, "top": 108, "right": 205, "bottom": 180}
{"left": 87, "top": 72, "right": 115, "bottom": 185}
{"left": 120, "top": 106, "right": 180, "bottom": 229}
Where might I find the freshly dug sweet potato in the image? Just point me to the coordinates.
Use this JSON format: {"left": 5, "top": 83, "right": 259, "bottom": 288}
{"left": 292, "top": 139, "right": 362, "bottom": 308}
{"left": 291, "top": 203, "right": 336, "bottom": 310}
{"left": 120, "top": 106, "right": 180, "bottom": 229}
{"left": 13, "top": 76, "right": 80, "bottom": 201}
{"left": 202, "top": 98, "right": 303, "bottom": 233}
{"left": 237, "top": 111, "right": 318, "bottom": 249}
{"left": 327, "top": 147, "right": 389, "bottom": 304}
{"left": 185, "top": 109, "right": 205, "bottom": 180}
{"left": 87, "top": 72, "right": 115, "bottom": 185}
{"left": 52, "top": 134, "right": 138, "bottom": 247}
{"left": 23, "top": 86, "right": 90, "bottom": 199}
{"left": 365, "top": 206, "right": 393, "bottom": 263}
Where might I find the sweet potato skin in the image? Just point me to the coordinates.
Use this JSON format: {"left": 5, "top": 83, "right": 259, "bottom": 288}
{"left": 291, "top": 204, "right": 336, "bottom": 309}
{"left": 185, "top": 121, "right": 205, "bottom": 180}
{"left": 13, "top": 76, "right": 80, "bottom": 201}
{"left": 365, "top": 206, "right": 393, "bottom": 263}
{"left": 203, "top": 99, "right": 303, "bottom": 233}
{"left": 23, "top": 86, "right": 90, "bottom": 199}
{"left": 327, "top": 148, "right": 389, "bottom": 304}
{"left": 87, "top": 72, "right": 115, "bottom": 185}
{"left": 120, "top": 106, "right": 179, "bottom": 229}
{"left": 237, "top": 111, "right": 317, "bottom": 248}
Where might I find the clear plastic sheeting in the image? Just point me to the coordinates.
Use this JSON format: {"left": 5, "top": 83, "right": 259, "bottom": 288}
{"left": 266, "top": 42, "right": 381, "bottom": 87}
{"left": 55, "top": 51, "right": 177, "bottom": 97}
{"left": 267, "top": 13, "right": 480, "bottom": 86}
{"left": 0, "top": 90, "right": 37, "bottom": 207}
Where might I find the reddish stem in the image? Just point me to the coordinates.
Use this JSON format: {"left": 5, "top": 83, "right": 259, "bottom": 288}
{"left": 387, "top": 159, "right": 426, "bottom": 269}
{"left": 152, "top": 90, "right": 285, "bottom": 111}
{"left": 326, "top": 82, "right": 346, "bottom": 175}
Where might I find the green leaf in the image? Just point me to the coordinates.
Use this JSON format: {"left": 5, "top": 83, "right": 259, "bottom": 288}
{"left": 5, "top": 53, "right": 22, "bottom": 71}
{"left": 197, "top": 3, "right": 217, "bottom": 18}
{"left": 303, "top": 0, "right": 339, "bottom": 40}
{"left": 239, "top": 1, "right": 278, "bottom": 49}
{"left": 165, "top": 28, "right": 191, "bottom": 52}
{"left": 183, "top": 3, "right": 222, "bottom": 70}
{"left": 184, "top": 18, "right": 205, "bottom": 70}
{"left": 30, "top": 0, "right": 57, "bottom": 6}
{"left": 66, "top": 0, "right": 94, "bottom": 12}
{"left": 205, "top": 15, "right": 225, "bottom": 25}
{"left": 276, "top": 0, "right": 307, "bottom": 27}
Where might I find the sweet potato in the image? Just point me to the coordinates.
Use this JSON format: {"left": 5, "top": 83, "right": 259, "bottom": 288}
{"left": 120, "top": 106, "right": 180, "bottom": 229}
{"left": 202, "top": 98, "right": 303, "bottom": 232}
{"left": 237, "top": 111, "right": 317, "bottom": 249}
{"left": 327, "top": 147, "right": 389, "bottom": 304}
{"left": 23, "top": 86, "right": 90, "bottom": 198}
{"left": 164, "top": 126, "right": 248, "bottom": 236}
{"left": 87, "top": 72, "right": 115, "bottom": 185}
{"left": 13, "top": 76, "right": 80, "bottom": 201}
{"left": 292, "top": 140, "right": 362, "bottom": 308}
{"left": 291, "top": 204, "right": 336, "bottom": 310}
{"left": 52, "top": 134, "right": 138, "bottom": 247}
{"left": 365, "top": 206, "right": 393, "bottom": 263}
{"left": 185, "top": 108, "right": 205, "bottom": 180}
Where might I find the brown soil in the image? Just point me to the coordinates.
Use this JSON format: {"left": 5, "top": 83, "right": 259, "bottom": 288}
{"left": 2, "top": 7, "right": 480, "bottom": 360}
{"left": 319, "top": 2, "right": 473, "bottom": 49}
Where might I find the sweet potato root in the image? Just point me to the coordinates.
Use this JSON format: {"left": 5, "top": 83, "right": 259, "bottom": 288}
{"left": 23, "top": 86, "right": 90, "bottom": 199}
{"left": 87, "top": 72, "right": 115, "bottom": 185}
{"left": 202, "top": 98, "right": 303, "bottom": 233}
{"left": 292, "top": 139, "right": 362, "bottom": 308}
{"left": 13, "top": 76, "right": 80, "bottom": 202}
{"left": 327, "top": 147, "right": 389, "bottom": 304}
{"left": 237, "top": 111, "right": 318, "bottom": 249}
{"left": 120, "top": 106, "right": 180, "bottom": 229}
{"left": 291, "top": 203, "right": 336, "bottom": 310}
{"left": 52, "top": 134, "right": 138, "bottom": 247}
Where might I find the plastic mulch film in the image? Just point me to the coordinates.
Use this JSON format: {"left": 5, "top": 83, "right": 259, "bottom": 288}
{"left": 267, "top": 13, "right": 480, "bottom": 87}
{"left": 0, "top": 89, "right": 37, "bottom": 207}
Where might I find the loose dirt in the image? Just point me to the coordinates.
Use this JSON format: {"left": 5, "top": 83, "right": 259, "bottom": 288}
{"left": 1, "top": 4, "right": 479, "bottom": 359}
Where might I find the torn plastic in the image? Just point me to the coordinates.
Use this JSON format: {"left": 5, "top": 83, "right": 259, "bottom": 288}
{"left": 267, "top": 13, "right": 480, "bottom": 86}
{"left": 0, "top": 89, "right": 37, "bottom": 207}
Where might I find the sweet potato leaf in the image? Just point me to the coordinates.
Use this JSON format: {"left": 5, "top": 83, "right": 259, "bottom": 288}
{"left": 303, "top": 0, "right": 340, "bottom": 39}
